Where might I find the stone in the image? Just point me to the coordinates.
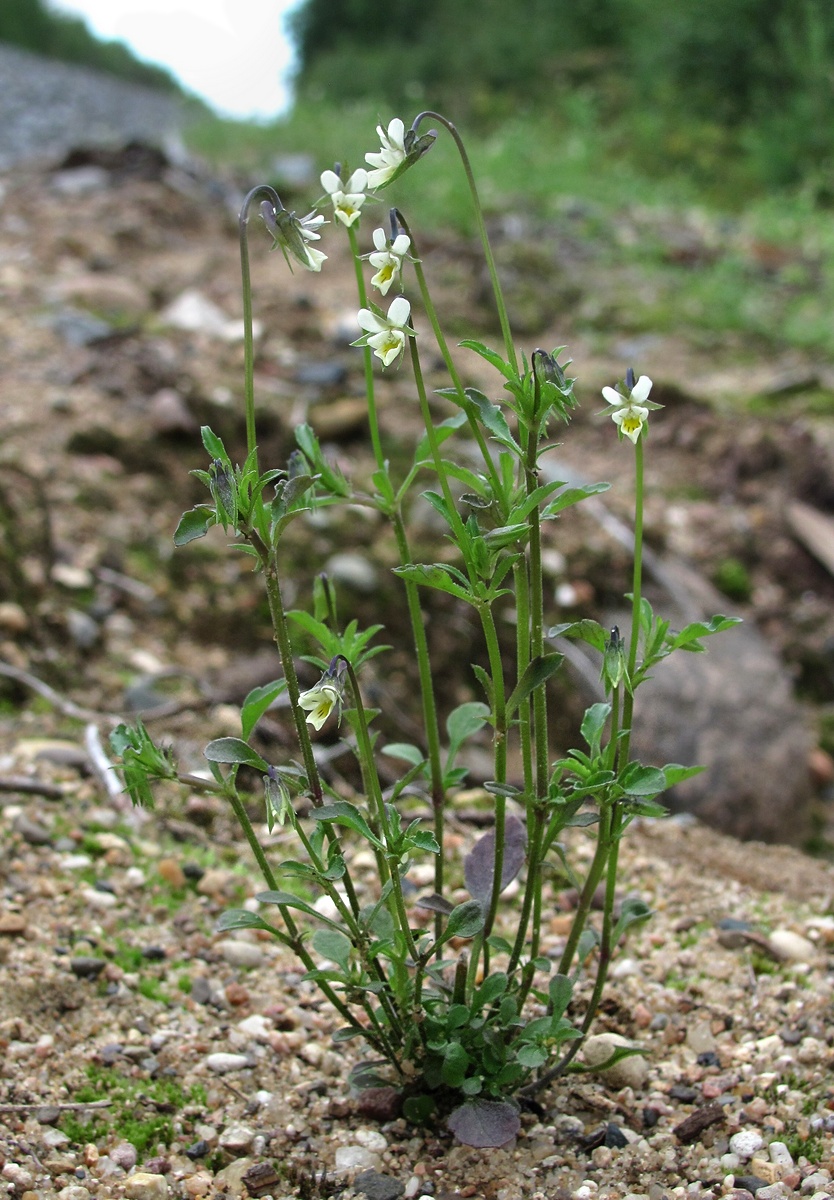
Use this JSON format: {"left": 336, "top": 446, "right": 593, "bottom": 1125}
{"left": 148, "top": 388, "right": 197, "bottom": 435}
{"left": 0, "top": 912, "right": 27, "bottom": 935}
{"left": 581, "top": 1033, "right": 648, "bottom": 1089}
{"left": 236, "top": 1014, "right": 273, "bottom": 1042}
{"left": 205, "top": 1052, "right": 250, "bottom": 1073}
{"left": 70, "top": 956, "right": 107, "bottom": 980}
{"left": 241, "top": 1161, "right": 281, "bottom": 1198}
{"left": 767, "top": 929, "right": 817, "bottom": 962}
{"left": 13, "top": 813, "right": 52, "bottom": 845}
{"left": 0, "top": 602, "right": 28, "bottom": 632}
{"left": 110, "top": 1143, "right": 138, "bottom": 1171}
{"left": 622, "top": 562, "right": 814, "bottom": 843}
{"left": 217, "top": 938, "right": 264, "bottom": 969}
{"left": 729, "top": 1129, "right": 765, "bottom": 1160}
{"left": 123, "top": 1174, "right": 168, "bottom": 1200}
{"left": 324, "top": 551, "right": 379, "bottom": 592}
{"left": 334, "top": 1145, "right": 382, "bottom": 1172}
{"left": 217, "top": 1124, "right": 255, "bottom": 1154}
{"left": 354, "top": 1170, "right": 406, "bottom": 1200}
{"left": 157, "top": 858, "right": 186, "bottom": 889}
{"left": 767, "top": 1141, "right": 794, "bottom": 1167}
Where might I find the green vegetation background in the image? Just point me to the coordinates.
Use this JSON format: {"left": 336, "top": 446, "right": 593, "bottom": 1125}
{"left": 6, "top": 0, "right": 834, "bottom": 360}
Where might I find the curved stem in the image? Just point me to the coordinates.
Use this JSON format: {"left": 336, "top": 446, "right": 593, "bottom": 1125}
{"left": 411, "top": 112, "right": 517, "bottom": 372}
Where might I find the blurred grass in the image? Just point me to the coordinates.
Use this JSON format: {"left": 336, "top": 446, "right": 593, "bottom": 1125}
{"left": 184, "top": 98, "right": 834, "bottom": 362}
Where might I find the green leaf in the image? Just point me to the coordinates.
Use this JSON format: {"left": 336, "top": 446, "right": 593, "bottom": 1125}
{"left": 459, "top": 339, "right": 516, "bottom": 381}
{"left": 661, "top": 763, "right": 704, "bottom": 788}
{"left": 460, "top": 387, "right": 519, "bottom": 451}
{"left": 541, "top": 482, "right": 611, "bottom": 518}
{"left": 473, "top": 971, "right": 508, "bottom": 1009}
{"left": 403, "top": 1095, "right": 436, "bottom": 1125}
{"left": 549, "top": 973, "right": 573, "bottom": 1019}
{"left": 611, "top": 897, "right": 653, "bottom": 945}
{"left": 506, "top": 653, "right": 564, "bottom": 717}
{"left": 441, "top": 1041, "right": 471, "bottom": 1088}
{"left": 216, "top": 909, "right": 279, "bottom": 935}
{"left": 312, "top": 927, "right": 352, "bottom": 971}
{"left": 446, "top": 1004, "right": 470, "bottom": 1030}
{"left": 407, "top": 829, "right": 441, "bottom": 854}
{"left": 241, "top": 680, "right": 286, "bottom": 740}
{"left": 200, "top": 426, "right": 227, "bottom": 460}
{"left": 255, "top": 889, "right": 344, "bottom": 929}
{"left": 667, "top": 614, "right": 742, "bottom": 652}
{"left": 548, "top": 619, "right": 607, "bottom": 652}
{"left": 619, "top": 762, "right": 667, "bottom": 797}
{"left": 580, "top": 702, "right": 612, "bottom": 758}
{"left": 174, "top": 506, "right": 215, "bottom": 546}
{"left": 313, "top": 801, "right": 383, "bottom": 849}
{"left": 393, "top": 562, "right": 476, "bottom": 604}
{"left": 204, "top": 737, "right": 269, "bottom": 772}
{"left": 444, "top": 900, "right": 485, "bottom": 941}
{"left": 446, "top": 701, "right": 490, "bottom": 757}
{"left": 382, "top": 742, "right": 426, "bottom": 767}
{"left": 516, "top": 1044, "right": 548, "bottom": 1069}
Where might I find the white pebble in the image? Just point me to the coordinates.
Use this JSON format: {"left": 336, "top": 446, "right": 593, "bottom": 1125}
{"left": 797, "top": 1036, "right": 826, "bottom": 1065}
{"left": 124, "top": 1173, "right": 169, "bottom": 1200}
{"left": 205, "top": 1052, "right": 249, "bottom": 1073}
{"left": 237, "top": 1014, "right": 273, "bottom": 1042}
{"left": 354, "top": 1128, "right": 388, "bottom": 1151}
{"left": 582, "top": 1033, "right": 648, "bottom": 1089}
{"left": 80, "top": 886, "right": 118, "bottom": 909}
{"left": 217, "top": 938, "right": 264, "bottom": 968}
{"left": 768, "top": 1140, "right": 794, "bottom": 1167}
{"left": 768, "top": 929, "right": 817, "bottom": 961}
{"left": 729, "top": 1128, "right": 764, "bottom": 1159}
{"left": 334, "top": 1145, "right": 381, "bottom": 1171}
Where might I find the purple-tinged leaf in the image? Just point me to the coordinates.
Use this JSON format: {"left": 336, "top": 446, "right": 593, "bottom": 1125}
{"left": 464, "top": 815, "right": 527, "bottom": 908}
{"left": 417, "top": 893, "right": 455, "bottom": 915}
{"left": 447, "top": 1098, "right": 520, "bottom": 1147}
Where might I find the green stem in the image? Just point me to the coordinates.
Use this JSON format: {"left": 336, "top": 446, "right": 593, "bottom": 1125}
{"left": 260, "top": 554, "right": 323, "bottom": 805}
{"left": 239, "top": 184, "right": 284, "bottom": 471}
{"left": 395, "top": 211, "right": 500, "bottom": 496}
{"left": 408, "top": 337, "right": 469, "bottom": 549}
{"left": 342, "top": 659, "right": 420, "bottom": 965}
{"left": 619, "top": 434, "right": 644, "bottom": 766}
{"left": 347, "top": 223, "right": 386, "bottom": 473}
{"left": 411, "top": 112, "right": 517, "bottom": 372}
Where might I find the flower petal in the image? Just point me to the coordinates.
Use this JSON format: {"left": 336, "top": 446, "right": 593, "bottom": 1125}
{"left": 387, "top": 296, "right": 411, "bottom": 327}
{"left": 372, "top": 227, "right": 387, "bottom": 251}
{"left": 602, "top": 386, "right": 623, "bottom": 407}
{"left": 357, "top": 307, "right": 386, "bottom": 334}
{"left": 320, "top": 170, "right": 340, "bottom": 195}
{"left": 631, "top": 375, "right": 653, "bottom": 403}
{"left": 345, "top": 168, "right": 368, "bottom": 191}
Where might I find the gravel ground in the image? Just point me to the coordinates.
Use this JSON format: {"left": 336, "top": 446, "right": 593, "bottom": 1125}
{"left": 0, "top": 43, "right": 186, "bottom": 169}
{"left": 0, "top": 744, "right": 833, "bottom": 1200}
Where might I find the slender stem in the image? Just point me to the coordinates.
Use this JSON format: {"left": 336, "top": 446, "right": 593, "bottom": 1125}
{"left": 343, "top": 659, "right": 420, "bottom": 964}
{"left": 556, "top": 803, "right": 613, "bottom": 978}
{"left": 239, "top": 184, "right": 283, "bottom": 471}
{"left": 412, "top": 113, "right": 517, "bottom": 373}
{"left": 513, "top": 559, "right": 533, "bottom": 798}
{"left": 395, "top": 211, "right": 501, "bottom": 496}
{"left": 618, "top": 434, "right": 644, "bottom": 765}
{"left": 479, "top": 603, "right": 508, "bottom": 969}
{"left": 408, "top": 337, "right": 469, "bottom": 549}
{"left": 260, "top": 554, "right": 323, "bottom": 805}
{"left": 347, "top": 223, "right": 386, "bottom": 473}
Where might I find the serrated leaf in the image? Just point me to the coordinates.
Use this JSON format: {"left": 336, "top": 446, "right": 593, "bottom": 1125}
{"left": 516, "top": 1044, "right": 548, "bottom": 1069}
{"left": 619, "top": 763, "right": 667, "bottom": 797}
{"left": 464, "top": 814, "right": 527, "bottom": 908}
{"left": 174, "top": 506, "right": 215, "bottom": 546}
{"left": 393, "top": 562, "right": 475, "bottom": 604}
{"left": 548, "top": 618, "right": 607, "bottom": 651}
{"left": 408, "top": 829, "right": 441, "bottom": 853}
{"left": 580, "top": 702, "right": 612, "bottom": 757}
{"left": 447, "top": 1099, "right": 521, "bottom": 1148}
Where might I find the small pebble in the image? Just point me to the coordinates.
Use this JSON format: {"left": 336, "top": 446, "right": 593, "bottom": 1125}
{"left": 124, "top": 1173, "right": 168, "bottom": 1200}
{"left": 218, "top": 1123, "right": 256, "bottom": 1154}
{"left": 729, "top": 1130, "right": 765, "bottom": 1160}
{"left": 110, "top": 1143, "right": 138, "bottom": 1171}
{"left": 205, "top": 1052, "right": 250, "bottom": 1073}
{"left": 582, "top": 1033, "right": 648, "bottom": 1089}
{"left": 217, "top": 938, "right": 264, "bottom": 969}
{"left": 335, "top": 1145, "right": 382, "bottom": 1172}
{"left": 70, "top": 956, "right": 107, "bottom": 980}
{"left": 767, "top": 929, "right": 817, "bottom": 962}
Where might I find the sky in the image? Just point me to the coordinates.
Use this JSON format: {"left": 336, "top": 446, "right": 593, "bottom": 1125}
{"left": 48, "top": 0, "right": 301, "bottom": 120}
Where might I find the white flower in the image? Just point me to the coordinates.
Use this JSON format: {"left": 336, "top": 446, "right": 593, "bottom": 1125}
{"left": 320, "top": 168, "right": 368, "bottom": 227}
{"left": 368, "top": 227, "right": 411, "bottom": 295}
{"left": 298, "top": 681, "right": 342, "bottom": 731}
{"left": 602, "top": 374, "right": 653, "bottom": 444}
{"left": 365, "top": 118, "right": 407, "bottom": 188}
{"left": 356, "top": 296, "right": 413, "bottom": 367}
{"left": 262, "top": 202, "right": 327, "bottom": 272}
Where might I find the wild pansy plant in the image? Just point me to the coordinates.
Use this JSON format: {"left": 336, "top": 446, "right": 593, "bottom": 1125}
{"left": 111, "top": 112, "right": 738, "bottom": 1149}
